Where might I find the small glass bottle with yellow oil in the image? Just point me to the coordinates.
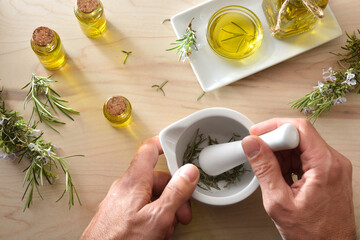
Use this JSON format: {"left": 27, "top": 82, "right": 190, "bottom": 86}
{"left": 207, "top": 5, "right": 263, "bottom": 60}
{"left": 30, "top": 26, "right": 66, "bottom": 70}
{"left": 103, "top": 96, "right": 132, "bottom": 127}
{"left": 74, "top": 0, "right": 107, "bottom": 38}
{"left": 262, "top": 0, "right": 328, "bottom": 39}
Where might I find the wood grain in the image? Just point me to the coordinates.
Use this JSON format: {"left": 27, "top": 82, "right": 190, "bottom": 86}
{"left": 0, "top": 0, "right": 359, "bottom": 239}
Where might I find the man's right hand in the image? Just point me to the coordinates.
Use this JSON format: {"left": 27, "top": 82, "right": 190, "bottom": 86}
{"left": 242, "top": 118, "right": 356, "bottom": 240}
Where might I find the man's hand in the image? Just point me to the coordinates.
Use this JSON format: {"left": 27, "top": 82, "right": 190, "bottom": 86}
{"left": 242, "top": 118, "right": 356, "bottom": 240}
{"left": 81, "top": 137, "right": 199, "bottom": 239}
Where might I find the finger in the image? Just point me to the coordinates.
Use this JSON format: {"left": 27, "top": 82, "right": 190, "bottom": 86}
{"left": 152, "top": 171, "right": 171, "bottom": 200}
{"left": 249, "top": 118, "right": 329, "bottom": 170}
{"left": 123, "top": 137, "right": 163, "bottom": 190}
{"left": 242, "top": 136, "right": 291, "bottom": 199}
{"left": 153, "top": 164, "right": 199, "bottom": 216}
{"left": 175, "top": 201, "right": 192, "bottom": 225}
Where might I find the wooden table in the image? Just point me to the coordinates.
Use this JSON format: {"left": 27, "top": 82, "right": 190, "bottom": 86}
{"left": 0, "top": 0, "right": 359, "bottom": 239}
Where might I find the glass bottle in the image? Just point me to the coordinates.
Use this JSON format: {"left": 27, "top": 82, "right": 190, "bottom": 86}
{"left": 74, "top": 0, "right": 107, "bottom": 38}
{"left": 103, "top": 96, "right": 132, "bottom": 127}
{"left": 30, "top": 26, "right": 66, "bottom": 70}
{"left": 262, "top": 0, "right": 328, "bottom": 39}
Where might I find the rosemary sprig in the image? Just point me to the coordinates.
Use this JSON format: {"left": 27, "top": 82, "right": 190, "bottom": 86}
{"left": 152, "top": 80, "right": 168, "bottom": 96}
{"left": 197, "top": 91, "right": 206, "bottom": 101}
{"left": 121, "top": 50, "right": 132, "bottom": 64}
{"left": 220, "top": 22, "right": 252, "bottom": 53}
{"left": 23, "top": 74, "right": 79, "bottom": 132}
{"left": 290, "top": 30, "right": 360, "bottom": 122}
{"left": 167, "top": 18, "right": 197, "bottom": 61}
{"left": 0, "top": 89, "right": 82, "bottom": 211}
{"left": 183, "top": 129, "right": 246, "bottom": 190}
{"left": 161, "top": 18, "right": 171, "bottom": 24}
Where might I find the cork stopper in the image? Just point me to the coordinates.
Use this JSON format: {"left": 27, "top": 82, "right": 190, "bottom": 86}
{"left": 77, "top": 0, "right": 98, "bottom": 13}
{"left": 32, "top": 27, "right": 54, "bottom": 46}
{"left": 106, "top": 96, "right": 127, "bottom": 115}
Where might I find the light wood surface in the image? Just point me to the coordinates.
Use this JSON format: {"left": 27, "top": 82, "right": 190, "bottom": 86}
{"left": 0, "top": 0, "right": 359, "bottom": 239}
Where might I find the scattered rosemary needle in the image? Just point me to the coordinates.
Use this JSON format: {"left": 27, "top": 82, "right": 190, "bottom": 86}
{"left": 152, "top": 80, "right": 168, "bottom": 96}
{"left": 290, "top": 30, "right": 360, "bottom": 122}
{"left": 161, "top": 18, "right": 171, "bottom": 24}
{"left": 121, "top": 50, "right": 132, "bottom": 64}
{"left": 167, "top": 18, "right": 197, "bottom": 61}
{"left": 183, "top": 128, "right": 247, "bottom": 190}
{"left": 22, "top": 74, "right": 79, "bottom": 132}
{"left": 0, "top": 89, "right": 82, "bottom": 211}
{"left": 197, "top": 91, "right": 206, "bottom": 101}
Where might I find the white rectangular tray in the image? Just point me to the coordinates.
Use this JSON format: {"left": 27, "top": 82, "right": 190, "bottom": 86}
{"left": 171, "top": 0, "right": 342, "bottom": 92}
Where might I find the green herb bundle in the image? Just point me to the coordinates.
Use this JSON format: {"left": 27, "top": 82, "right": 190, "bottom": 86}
{"left": 23, "top": 74, "right": 79, "bottom": 132}
{"left": 0, "top": 89, "right": 81, "bottom": 211}
{"left": 167, "top": 18, "right": 197, "bottom": 62}
{"left": 290, "top": 30, "right": 360, "bottom": 122}
{"left": 183, "top": 129, "right": 247, "bottom": 190}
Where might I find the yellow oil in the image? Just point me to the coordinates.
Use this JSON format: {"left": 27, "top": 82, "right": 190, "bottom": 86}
{"left": 30, "top": 30, "right": 66, "bottom": 70}
{"left": 103, "top": 96, "right": 132, "bottom": 128}
{"left": 262, "top": 0, "right": 328, "bottom": 39}
{"left": 207, "top": 6, "right": 263, "bottom": 59}
{"left": 74, "top": 0, "right": 107, "bottom": 38}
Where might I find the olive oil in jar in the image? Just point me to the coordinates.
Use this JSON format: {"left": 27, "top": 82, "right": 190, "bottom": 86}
{"left": 103, "top": 96, "right": 132, "bottom": 128}
{"left": 74, "top": 0, "right": 107, "bottom": 38}
{"left": 30, "top": 27, "right": 66, "bottom": 70}
{"left": 207, "top": 6, "right": 263, "bottom": 59}
{"left": 262, "top": 0, "right": 328, "bottom": 39}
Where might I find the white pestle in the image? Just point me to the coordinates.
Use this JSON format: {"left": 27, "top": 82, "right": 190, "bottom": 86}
{"left": 199, "top": 123, "right": 300, "bottom": 176}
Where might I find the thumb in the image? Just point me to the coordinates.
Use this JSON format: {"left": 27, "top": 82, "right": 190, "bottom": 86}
{"left": 157, "top": 164, "right": 199, "bottom": 214}
{"left": 241, "top": 135, "right": 288, "bottom": 196}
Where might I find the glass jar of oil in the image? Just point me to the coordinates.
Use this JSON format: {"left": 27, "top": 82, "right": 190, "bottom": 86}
{"left": 30, "top": 27, "right": 66, "bottom": 70}
{"left": 74, "top": 0, "right": 107, "bottom": 38}
{"left": 207, "top": 6, "right": 263, "bottom": 60}
{"left": 103, "top": 96, "right": 132, "bottom": 128}
{"left": 262, "top": 0, "right": 328, "bottom": 39}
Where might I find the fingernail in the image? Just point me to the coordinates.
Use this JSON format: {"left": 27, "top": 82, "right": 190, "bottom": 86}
{"left": 178, "top": 164, "right": 198, "bottom": 183}
{"left": 242, "top": 136, "right": 260, "bottom": 159}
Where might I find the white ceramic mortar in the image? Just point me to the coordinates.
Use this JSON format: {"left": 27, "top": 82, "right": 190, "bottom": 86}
{"left": 159, "top": 107, "right": 259, "bottom": 206}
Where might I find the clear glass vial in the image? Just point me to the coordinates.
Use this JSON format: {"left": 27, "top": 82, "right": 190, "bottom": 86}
{"left": 207, "top": 5, "right": 263, "bottom": 60}
{"left": 262, "top": 0, "right": 328, "bottom": 39}
{"left": 30, "top": 26, "right": 66, "bottom": 70}
{"left": 74, "top": 0, "right": 107, "bottom": 38}
{"left": 103, "top": 96, "right": 132, "bottom": 128}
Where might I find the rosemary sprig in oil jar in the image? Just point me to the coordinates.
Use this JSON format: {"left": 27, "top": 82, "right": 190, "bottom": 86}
{"left": 0, "top": 89, "right": 82, "bottom": 211}
{"left": 290, "top": 30, "right": 360, "bottom": 122}
{"left": 167, "top": 18, "right": 197, "bottom": 61}
{"left": 23, "top": 74, "right": 79, "bottom": 132}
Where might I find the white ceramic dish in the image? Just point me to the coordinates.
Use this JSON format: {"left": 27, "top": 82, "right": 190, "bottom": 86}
{"left": 159, "top": 108, "right": 259, "bottom": 206}
{"left": 170, "top": 0, "right": 342, "bottom": 92}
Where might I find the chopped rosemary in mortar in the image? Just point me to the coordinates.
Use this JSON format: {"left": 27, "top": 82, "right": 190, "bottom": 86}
{"left": 121, "top": 50, "right": 132, "bottom": 64}
{"left": 152, "top": 80, "right": 168, "bottom": 96}
{"left": 167, "top": 18, "right": 197, "bottom": 62}
{"left": 0, "top": 89, "right": 82, "bottom": 211}
{"left": 290, "top": 30, "right": 360, "bottom": 122}
{"left": 183, "top": 128, "right": 247, "bottom": 190}
{"left": 23, "top": 74, "right": 79, "bottom": 132}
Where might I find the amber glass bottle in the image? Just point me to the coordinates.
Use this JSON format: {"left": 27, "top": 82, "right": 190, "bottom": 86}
{"left": 74, "top": 0, "right": 107, "bottom": 38}
{"left": 30, "top": 26, "right": 66, "bottom": 70}
{"left": 262, "top": 0, "right": 328, "bottom": 39}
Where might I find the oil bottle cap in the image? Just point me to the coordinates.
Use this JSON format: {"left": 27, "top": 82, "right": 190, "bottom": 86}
{"left": 32, "top": 27, "right": 53, "bottom": 46}
{"left": 77, "top": 0, "right": 98, "bottom": 13}
{"left": 106, "top": 96, "right": 127, "bottom": 115}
